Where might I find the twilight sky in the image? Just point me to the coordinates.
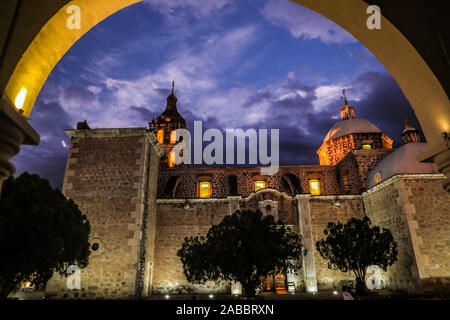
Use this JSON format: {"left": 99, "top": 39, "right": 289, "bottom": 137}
{"left": 12, "top": 0, "right": 423, "bottom": 188}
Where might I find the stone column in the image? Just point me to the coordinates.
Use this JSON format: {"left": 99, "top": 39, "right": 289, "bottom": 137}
{"left": 295, "top": 195, "right": 318, "bottom": 292}
{"left": 227, "top": 196, "right": 241, "bottom": 214}
{"left": 0, "top": 98, "right": 39, "bottom": 192}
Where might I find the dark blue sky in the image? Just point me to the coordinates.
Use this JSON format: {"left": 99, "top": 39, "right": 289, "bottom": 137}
{"left": 12, "top": 0, "right": 422, "bottom": 188}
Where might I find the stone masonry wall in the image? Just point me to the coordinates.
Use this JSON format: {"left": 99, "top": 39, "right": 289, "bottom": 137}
{"left": 363, "top": 176, "right": 422, "bottom": 293}
{"left": 46, "top": 129, "right": 161, "bottom": 299}
{"left": 157, "top": 165, "right": 341, "bottom": 199}
{"left": 309, "top": 197, "right": 365, "bottom": 290}
{"left": 401, "top": 176, "right": 450, "bottom": 291}
{"left": 153, "top": 200, "right": 231, "bottom": 293}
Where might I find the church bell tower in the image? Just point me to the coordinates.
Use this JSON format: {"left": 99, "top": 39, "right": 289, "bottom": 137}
{"left": 149, "top": 81, "right": 186, "bottom": 168}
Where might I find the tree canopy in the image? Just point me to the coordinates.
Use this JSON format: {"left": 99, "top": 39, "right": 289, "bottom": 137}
{"left": 0, "top": 172, "right": 91, "bottom": 299}
{"left": 177, "top": 209, "right": 305, "bottom": 296}
{"left": 316, "top": 216, "right": 398, "bottom": 293}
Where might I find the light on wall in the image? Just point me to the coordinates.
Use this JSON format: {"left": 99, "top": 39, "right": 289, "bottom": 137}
{"left": 14, "top": 88, "right": 27, "bottom": 110}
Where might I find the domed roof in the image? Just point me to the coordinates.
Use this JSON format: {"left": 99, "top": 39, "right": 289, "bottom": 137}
{"left": 324, "top": 118, "right": 381, "bottom": 142}
{"left": 366, "top": 142, "right": 438, "bottom": 190}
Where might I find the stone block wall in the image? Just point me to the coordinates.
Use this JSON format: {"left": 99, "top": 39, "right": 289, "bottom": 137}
{"left": 308, "top": 196, "right": 365, "bottom": 290}
{"left": 337, "top": 149, "right": 393, "bottom": 194}
{"left": 363, "top": 176, "right": 422, "bottom": 293}
{"left": 153, "top": 200, "right": 231, "bottom": 293}
{"left": 400, "top": 176, "right": 450, "bottom": 291}
{"left": 45, "top": 128, "right": 162, "bottom": 299}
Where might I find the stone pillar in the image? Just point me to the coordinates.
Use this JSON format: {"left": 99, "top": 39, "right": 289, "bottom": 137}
{"left": 0, "top": 98, "right": 39, "bottom": 192}
{"left": 295, "top": 195, "right": 318, "bottom": 292}
{"left": 227, "top": 196, "right": 241, "bottom": 214}
{"left": 419, "top": 141, "right": 450, "bottom": 192}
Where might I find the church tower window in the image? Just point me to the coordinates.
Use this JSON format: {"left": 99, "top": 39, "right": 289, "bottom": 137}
{"left": 157, "top": 130, "right": 164, "bottom": 144}
{"left": 309, "top": 179, "right": 321, "bottom": 195}
{"left": 362, "top": 144, "right": 372, "bottom": 150}
{"left": 170, "top": 130, "right": 177, "bottom": 144}
{"left": 168, "top": 151, "right": 175, "bottom": 168}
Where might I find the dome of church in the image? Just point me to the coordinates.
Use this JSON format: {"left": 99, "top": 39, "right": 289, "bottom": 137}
{"left": 324, "top": 118, "right": 381, "bottom": 142}
{"left": 366, "top": 142, "right": 438, "bottom": 189}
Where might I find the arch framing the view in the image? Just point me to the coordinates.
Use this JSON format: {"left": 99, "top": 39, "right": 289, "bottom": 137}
{"left": 1, "top": 0, "right": 449, "bottom": 190}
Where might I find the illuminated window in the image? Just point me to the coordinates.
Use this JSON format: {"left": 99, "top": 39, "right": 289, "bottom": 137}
{"left": 165, "top": 117, "right": 171, "bottom": 122}
{"left": 157, "top": 130, "right": 164, "bottom": 144}
{"left": 375, "top": 173, "right": 381, "bottom": 184}
{"left": 199, "top": 182, "right": 211, "bottom": 198}
{"left": 319, "top": 151, "right": 328, "bottom": 165}
{"left": 170, "top": 130, "right": 177, "bottom": 144}
{"left": 255, "top": 180, "right": 266, "bottom": 191}
{"left": 168, "top": 151, "right": 175, "bottom": 168}
{"left": 362, "top": 144, "right": 372, "bottom": 150}
{"left": 309, "top": 179, "right": 321, "bottom": 195}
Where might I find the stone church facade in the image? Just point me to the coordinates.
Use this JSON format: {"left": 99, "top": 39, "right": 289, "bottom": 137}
{"left": 46, "top": 89, "right": 450, "bottom": 299}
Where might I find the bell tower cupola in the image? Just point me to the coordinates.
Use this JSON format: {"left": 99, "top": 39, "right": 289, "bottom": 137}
{"left": 401, "top": 118, "right": 421, "bottom": 144}
{"left": 149, "top": 81, "right": 186, "bottom": 168}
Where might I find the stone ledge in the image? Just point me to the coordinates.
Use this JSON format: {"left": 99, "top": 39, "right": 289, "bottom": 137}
{"left": 156, "top": 198, "right": 231, "bottom": 204}
{"left": 362, "top": 173, "right": 446, "bottom": 196}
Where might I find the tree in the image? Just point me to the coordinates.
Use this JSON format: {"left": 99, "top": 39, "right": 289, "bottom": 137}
{"left": 0, "top": 172, "right": 91, "bottom": 299}
{"left": 316, "top": 216, "right": 398, "bottom": 294}
{"left": 177, "top": 209, "right": 305, "bottom": 297}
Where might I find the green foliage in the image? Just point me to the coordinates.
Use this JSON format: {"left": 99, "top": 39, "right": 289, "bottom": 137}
{"left": 0, "top": 172, "right": 91, "bottom": 299}
{"left": 316, "top": 216, "right": 398, "bottom": 293}
{"left": 177, "top": 210, "right": 305, "bottom": 296}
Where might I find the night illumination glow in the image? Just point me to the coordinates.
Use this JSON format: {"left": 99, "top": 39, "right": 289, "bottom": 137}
{"left": 14, "top": 88, "right": 27, "bottom": 110}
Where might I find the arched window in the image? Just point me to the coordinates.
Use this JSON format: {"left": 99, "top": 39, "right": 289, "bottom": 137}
{"left": 157, "top": 130, "right": 164, "bottom": 144}
{"left": 281, "top": 173, "right": 301, "bottom": 195}
{"left": 228, "top": 175, "right": 238, "bottom": 196}
{"left": 309, "top": 179, "right": 321, "bottom": 195}
{"left": 168, "top": 151, "right": 175, "bottom": 168}
{"left": 375, "top": 173, "right": 381, "bottom": 184}
{"left": 362, "top": 144, "right": 372, "bottom": 150}
{"left": 170, "top": 130, "right": 177, "bottom": 144}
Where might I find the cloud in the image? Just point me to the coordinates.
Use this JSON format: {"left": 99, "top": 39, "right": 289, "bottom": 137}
{"left": 12, "top": 101, "right": 73, "bottom": 189}
{"left": 261, "top": 0, "right": 357, "bottom": 44}
{"left": 143, "top": 0, "right": 233, "bottom": 18}
{"left": 63, "top": 85, "right": 96, "bottom": 103}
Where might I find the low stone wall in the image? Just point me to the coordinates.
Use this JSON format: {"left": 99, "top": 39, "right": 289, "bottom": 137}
{"left": 153, "top": 200, "right": 231, "bottom": 294}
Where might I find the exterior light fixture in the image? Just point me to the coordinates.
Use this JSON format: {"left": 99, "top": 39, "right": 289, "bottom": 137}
{"left": 14, "top": 87, "right": 27, "bottom": 110}
{"left": 333, "top": 290, "right": 338, "bottom": 295}
{"left": 209, "top": 294, "right": 214, "bottom": 299}
{"left": 165, "top": 294, "right": 170, "bottom": 299}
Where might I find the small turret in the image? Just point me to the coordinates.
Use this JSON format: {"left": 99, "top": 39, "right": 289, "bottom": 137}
{"left": 339, "top": 89, "right": 355, "bottom": 120}
{"left": 401, "top": 118, "right": 421, "bottom": 144}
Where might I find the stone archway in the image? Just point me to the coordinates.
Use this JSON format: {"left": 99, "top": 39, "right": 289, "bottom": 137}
{"left": 1, "top": 0, "right": 449, "bottom": 191}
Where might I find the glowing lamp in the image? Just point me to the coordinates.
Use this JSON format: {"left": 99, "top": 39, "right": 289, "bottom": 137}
{"left": 209, "top": 294, "right": 214, "bottom": 299}
{"left": 15, "top": 88, "right": 27, "bottom": 110}
{"left": 165, "top": 294, "right": 170, "bottom": 299}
